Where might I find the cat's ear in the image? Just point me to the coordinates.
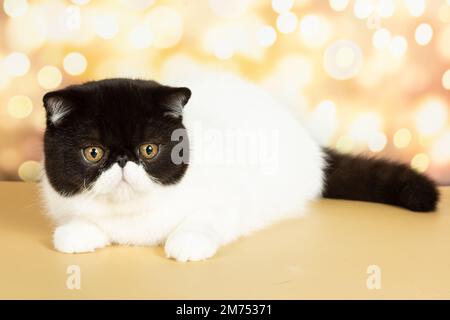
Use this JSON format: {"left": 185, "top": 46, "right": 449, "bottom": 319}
{"left": 158, "top": 87, "right": 191, "bottom": 119}
{"left": 43, "top": 91, "right": 72, "bottom": 126}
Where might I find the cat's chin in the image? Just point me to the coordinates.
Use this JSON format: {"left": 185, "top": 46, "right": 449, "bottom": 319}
{"left": 96, "top": 180, "right": 149, "bottom": 203}
{"left": 108, "top": 180, "right": 136, "bottom": 202}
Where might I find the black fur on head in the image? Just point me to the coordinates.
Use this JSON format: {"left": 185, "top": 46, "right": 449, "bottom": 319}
{"left": 43, "top": 78, "right": 191, "bottom": 196}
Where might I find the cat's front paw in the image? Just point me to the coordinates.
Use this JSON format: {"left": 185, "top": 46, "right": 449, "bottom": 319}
{"left": 165, "top": 230, "right": 218, "bottom": 262}
{"left": 53, "top": 221, "right": 109, "bottom": 253}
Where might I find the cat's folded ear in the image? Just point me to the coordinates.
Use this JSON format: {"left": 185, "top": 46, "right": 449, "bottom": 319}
{"left": 157, "top": 86, "right": 191, "bottom": 119}
{"left": 42, "top": 91, "right": 72, "bottom": 126}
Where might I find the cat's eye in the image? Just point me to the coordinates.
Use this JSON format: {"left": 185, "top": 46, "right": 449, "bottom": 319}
{"left": 139, "top": 143, "right": 159, "bottom": 159}
{"left": 82, "top": 146, "right": 104, "bottom": 163}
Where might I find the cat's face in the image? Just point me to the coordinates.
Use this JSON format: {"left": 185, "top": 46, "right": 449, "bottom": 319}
{"left": 43, "top": 78, "right": 190, "bottom": 201}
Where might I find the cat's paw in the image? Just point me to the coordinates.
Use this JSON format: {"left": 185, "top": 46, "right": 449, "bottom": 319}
{"left": 165, "top": 230, "right": 218, "bottom": 262}
{"left": 53, "top": 221, "right": 110, "bottom": 253}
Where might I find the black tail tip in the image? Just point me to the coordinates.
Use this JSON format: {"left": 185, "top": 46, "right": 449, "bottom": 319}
{"left": 399, "top": 174, "right": 439, "bottom": 212}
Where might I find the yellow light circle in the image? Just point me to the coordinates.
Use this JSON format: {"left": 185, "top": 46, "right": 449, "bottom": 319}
{"left": 431, "top": 131, "right": 450, "bottom": 166}
{"left": 213, "top": 42, "right": 234, "bottom": 60}
{"left": 276, "top": 12, "right": 298, "bottom": 34}
{"left": 378, "top": 0, "right": 395, "bottom": 18}
{"left": 411, "top": 153, "right": 430, "bottom": 173}
{"left": 415, "top": 23, "right": 433, "bottom": 46}
{"left": 404, "top": 0, "right": 426, "bottom": 17}
{"left": 63, "top": 52, "right": 87, "bottom": 76}
{"left": 393, "top": 128, "right": 412, "bottom": 149}
{"left": 336, "top": 135, "right": 354, "bottom": 153}
{"left": 368, "top": 132, "right": 387, "bottom": 152}
{"left": 335, "top": 46, "right": 355, "bottom": 68}
{"left": 37, "top": 65, "right": 62, "bottom": 89}
{"left": 389, "top": 36, "right": 408, "bottom": 57}
{"left": 7, "top": 95, "right": 33, "bottom": 119}
{"left": 256, "top": 25, "right": 277, "bottom": 48}
{"left": 372, "top": 28, "right": 391, "bottom": 50}
{"left": 329, "top": 0, "right": 349, "bottom": 12}
{"left": 416, "top": 97, "right": 448, "bottom": 136}
{"left": 442, "top": 69, "right": 450, "bottom": 90}
{"left": 4, "top": 52, "right": 30, "bottom": 77}
{"left": 3, "top": 0, "right": 28, "bottom": 18}
{"left": 94, "top": 15, "right": 119, "bottom": 40}
{"left": 18, "top": 160, "right": 42, "bottom": 182}
{"left": 353, "top": 0, "right": 375, "bottom": 19}
{"left": 129, "top": 25, "right": 153, "bottom": 49}
{"left": 299, "top": 15, "right": 331, "bottom": 49}
{"left": 71, "top": 0, "right": 90, "bottom": 5}
{"left": 146, "top": 6, "right": 183, "bottom": 49}
{"left": 272, "top": 0, "right": 294, "bottom": 14}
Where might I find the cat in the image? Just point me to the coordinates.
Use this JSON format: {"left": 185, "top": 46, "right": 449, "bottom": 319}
{"left": 40, "top": 73, "right": 439, "bottom": 262}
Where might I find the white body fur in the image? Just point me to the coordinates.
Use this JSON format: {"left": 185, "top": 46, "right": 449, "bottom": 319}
{"left": 42, "top": 74, "right": 325, "bottom": 261}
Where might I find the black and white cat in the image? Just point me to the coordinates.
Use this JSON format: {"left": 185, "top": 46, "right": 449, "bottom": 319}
{"left": 41, "top": 73, "right": 439, "bottom": 262}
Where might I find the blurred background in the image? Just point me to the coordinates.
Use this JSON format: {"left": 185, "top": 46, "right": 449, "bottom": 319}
{"left": 0, "top": 0, "right": 449, "bottom": 184}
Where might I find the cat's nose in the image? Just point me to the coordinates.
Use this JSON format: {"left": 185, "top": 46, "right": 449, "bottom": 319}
{"left": 116, "top": 155, "right": 128, "bottom": 168}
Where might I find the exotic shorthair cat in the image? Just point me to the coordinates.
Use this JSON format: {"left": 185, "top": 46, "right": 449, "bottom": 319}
{"left": 41, "top": 73, "right": 439, "bottom": 262}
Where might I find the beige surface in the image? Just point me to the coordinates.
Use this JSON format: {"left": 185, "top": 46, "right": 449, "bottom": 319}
{"left": 0, "top": 181, "right": 449, "bottom": 299}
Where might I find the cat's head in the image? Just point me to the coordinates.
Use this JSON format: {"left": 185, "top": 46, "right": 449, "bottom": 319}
{"left": 42, "top": 78, "right": 190, "bottom": 201}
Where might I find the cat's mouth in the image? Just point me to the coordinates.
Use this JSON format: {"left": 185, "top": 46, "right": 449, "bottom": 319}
{"left": 90, "top": 162, "right": 153, "bottom": 198}
{"left": 117, "top": 178, "right": 131, "bottom": 188}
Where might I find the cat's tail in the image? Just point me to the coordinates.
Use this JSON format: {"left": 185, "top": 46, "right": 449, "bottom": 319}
{"left": 321, "top": 148, "right": 439, "bottom": 212}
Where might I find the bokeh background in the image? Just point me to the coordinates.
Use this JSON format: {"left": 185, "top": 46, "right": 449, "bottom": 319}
{"left": 0, "top": 0, "right": 449, "bottom": 184}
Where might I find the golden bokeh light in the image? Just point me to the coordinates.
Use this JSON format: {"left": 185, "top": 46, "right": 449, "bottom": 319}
{"left": 372, "top": 28, "right": 391, "bottom": 50}
{"left": 431, "top": 130, "right": 450, "bottom": 166}
{"left": 411, "top": 153, "right": 430, "bottom": 173}
{"left": 389, "top": 36, "right": 408, "bottom": 57}
{"left": 37, "top": 66, "right": 63, "bottom": 90}
{"left": 94, "top": 14, "right": 119, "bottom": 40}
{"left": 71, "top": 0, "right": 90, "bottom": 5}
{"left": 324, "top": 40, "right": 363, "bottom": 80}
{"left": 256, "top": 26, "right": 277, "bottom": 48}
{"left": 298, "top": 15, "right": 331, "bottom": 49}
{"left": 7, "top": 96, "right": 33, "bottom": 119}
{"left": 3, "top": 52, "right": 30, "bottom": 77}
{"left": 404, "top": 0, "right": 426, "bottom": 17}
{"left": 145, "top": 6, "right": 183, "bottom": 49}
{"left": 3, "top": 0, "right": 28, "bottom": 18}
{"left": 129, "top": 25, "right": 153, "bottom": 49}
{"left": 276, "top": 12, "right": 298, "bottom": 34}
{"left": 336, "top": 135, "right": 354, "bottom": 153}
{"left": 415, "top": 23, "right": 433, "bottom": 46}
{"left": 443, "top": 69, "right": 450, "bottom": 90}
{"left": 416, "top": 97, "right": 448, "bottom": 136}
{"left": 368, "top": 132, "right": 387, "bottom": 153}
{"left": 272, "top": 0, "right": 294, "bottom": 14}
{"left": 63, "top": 52, "right": 88, "bottom": 76}
{"left": 329, "top": 0, "right": 349, "bottom": 12}
{"left": 18, "top": 161, "right": 42, "bottom": 182}
{"left": 393, "top": 128, "right": 412, "bottom": 149}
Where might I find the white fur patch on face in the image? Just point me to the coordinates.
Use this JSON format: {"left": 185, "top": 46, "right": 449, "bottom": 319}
{"left": 123, "top": 161, "right": 154, "bottom": 192}
{"left": 90, "top": 162, "right": 154, "bottom": 202}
